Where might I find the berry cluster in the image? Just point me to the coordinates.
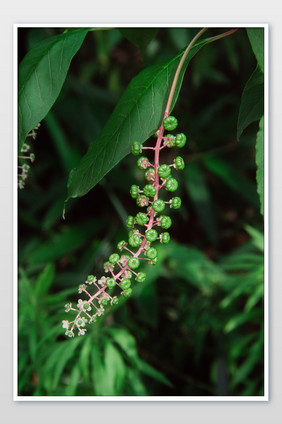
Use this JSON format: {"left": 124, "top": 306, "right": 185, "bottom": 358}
{"left": 18, "top": 123, "right": 40, "bottom": 189}
{"left": 63, "top": 116, "right": 186, "bottom": 337}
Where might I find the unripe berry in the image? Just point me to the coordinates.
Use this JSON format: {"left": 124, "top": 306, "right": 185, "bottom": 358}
{"left": 117, "top": 240, "right": 127, "bottom": 250}
{"left": 160, "top": 215, "right": 172, "bottom": 229}
{"left": 106, "top": 278, "right": 116, "bottom": 289}
{"left": 120, "top": 278, "right": 131, "bottom": 290}
{"left": 171, "top": 196, "right": 182, "bottom": 209}
{"left": 152, "top": 199, "right": 165, "bottom": 213}
{"left": 131, "top": 141, "right": 142, "bottom": 155}
{"left": 175, "top": 133, "right": 187, "bottom": 148}
{"left": 109, "top": 253, "right": 120, "bottom": 264}
{"left": 130, "top": 185, "right": 139, "bottom": 198}
{"left": 160, "top": 232, "right": 170, "bottom": 244}
{"left": 123, "top": 288, "right": 133, "bottom": 298}
{"left": 101, "top": 298, "right": 109, "bottom": 306}
{"left": 174, "top": 156, "right": 185, "bottom": 170}
{"left": 158, "top": 164, "right": 171, "bottom": 178}
{"left": 146, "top": 247, "right": 158, "bottom": 259}
{"left": 87, "top": 275, "right": 95, "bottom": 283}
{"left": 129, "top": 234, "right": 141, "bottom": 247}
{"left": 145, "top": 229, "right": 158, "bottom": 242}
{"left": 135, "top": 212, "right": 148, "bottom": 226}
{"left": 128, "top": 257, "right": 140, "bottom": 269}
{"left": 136, "top": 195, "right": 149, "bottom": 207}
{"left": 126, "top": 216, "right": 134, "bottom": 228}
{"left": 150, "top": 257, "right": 158, "bottom": 265}
{"left": 111, "top": 297, "right": 119, "bottom": 305}
{"left": 163, "top": 116, "right": 178, "bottom": 131}
{"left": 136, "top": 272, "right": 146, "bottom": 283}
{"left": 137, "top": 156, "right": 150, "bottom": 169}
{"left": 145, "top": 167, "right": 155, "bottom": 182}
{"left": 143, "top": 184, "right": 157, "bottom": 198}
{"left": 166, "top": 177, "right": 178, "bottom": 192}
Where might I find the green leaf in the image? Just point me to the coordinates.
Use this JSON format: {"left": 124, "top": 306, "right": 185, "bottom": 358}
{"left": 137, "top": 360, "right": 173, "bottom": 388}
{"left": 104, "top": 339, "right": 126, "bottom": 395}
{"left": 245, "top": 225, "right": 264, "bottom": 252}
{"left": 42, "top": 338, "right": 82, "bottom": 392}
{"left": 64, "top": 365, "right": 81, "bottom": 396}
{"left": 237, "top": 66, "right": 264, "bottom": 140}
{"left": 18, "top": 28, "right": 89, "bottom": 149}
{"left": 34, "top": 263, "right": 55, "bottom": 298}
{"left": 119, "top": 28, "right": 159, "bottom": 54}
{"left": 246, "top": 28, "right": 264, "bottom": 72}
{"left": 91, "top": 342, "right": 113, "bottom": 396}
{"left": 106, "top": 327, "right": 138, "bottom": 363}
{"left": 184, "top": 162, "right": 218, "bottom": 243}
{"left": 66, "top": 33, "right": 223, "bottom": 204}
{"left": 203, "top": 157, "right": 260, "bottom": 208}
{"left": 255, "top": 116, "right": 264, "bottom": 215}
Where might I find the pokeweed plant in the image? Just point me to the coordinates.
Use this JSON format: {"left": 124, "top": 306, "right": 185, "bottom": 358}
{"left": 61, "top": 27, "right": 242, "bottom": 337}
{"left": 17, "top": 26, "right": 264, "bottom": 340}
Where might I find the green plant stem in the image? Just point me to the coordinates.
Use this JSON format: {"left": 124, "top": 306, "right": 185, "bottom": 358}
{"left": 165, "top": 27, "right": 208, "bottom": 116}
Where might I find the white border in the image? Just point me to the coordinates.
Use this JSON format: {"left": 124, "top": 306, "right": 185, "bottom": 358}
{"left": 13, "top": 23, "right": 269, "bottom": 402}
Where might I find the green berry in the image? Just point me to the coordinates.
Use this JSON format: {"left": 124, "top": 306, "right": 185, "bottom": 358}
{"left": 126, "top": 216, "right": 134, "bottom": 228}
{"left": 106, "top": 278, "right": 116, "bottom": 289}
{"left": 166, "top": 177, "right": 178, "bottom": 192}
{"left": 130, "top": 185, "right": 139, "bottom": 199}
{"left": 175, "top": 133, "right": 187, "bottom": 148}
{"left": 152, "top": 199, "right": 165, "bottom": 213}
{"left": 145, "top": 229, "right": 158, "bottom": 242}
{"left": 145, "top": 167, "right": 155, "bottom": 182}
{"left": 117, "top": 240, "right": 127, "bottom": 250}
{"left": 135, "top": 212, "right": 148, "bottom": 226}
{"left": 87, "top": 275, "right": 95, "bottom": 283}
{"left": 136, "top": 272, "right": 146, "bottom": 283}
{"left": 111, "top": 297, "right": 119, "bottom": 305}
{"left": 137, "top": 156, "right": 150, "bottom": 169}
{"left": 163, "top": 116, "right": 178, "bottom": 131}
{"left": 128, "top": 257, "right": 140, "bottom": 269}
{"left": 131, "top": 141, "right": 142, "bottom": 155}
{"left": 120, "top": 278, "right": 131, "bottom": 290}
{"left": 109, "top": 253, "right": 120, "bottom": 264}
{"left": 151, "top": 257, "right": 158, "bottom": 265}
{"left": 146, "top": 247, "right": 158, "bottom": 259}
{"left": 123, "top": 288, "right": 133, "bottom": 298}
{"left": 158, "top": 164, "right": 171, "bottom": 178}
{"left": 160, "top": 216, "right": 172, "bottom": 229}
{"left": 171, "top": 197, "right": 182, "bottom": 209}
{"left": 143, "top": 184, "right": 157, "bottom": 198}
{"left": 136, "top": 195, "right": 149, "bottom": 207}
{"left": 174, "top": 156, "right": 185, "bottom": 170}
{"left": 160, "top": 232, "right": 170, "bottom": 244}
{"left": 129, "top": 234, "right": 141, "bottom": 247}
{"left": 101, "top": 298, "right": 108, "bottom": 306}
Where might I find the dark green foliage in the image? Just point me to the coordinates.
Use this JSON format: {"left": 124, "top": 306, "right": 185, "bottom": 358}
{"left": 18, "top": 27, "right": 264, "bottom": 397}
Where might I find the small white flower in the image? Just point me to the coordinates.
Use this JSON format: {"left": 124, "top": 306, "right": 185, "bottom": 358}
{"left": 65, "top": 330, "right": 74, "bottom": 338}
{"left": 78, "top": 284, "right": 86, "bottom": 294}
{"left": 85, "top": 276, "right": 97, "bottom": 285}
{"left": 77, "top": 299, "right": 91, "bottom": 312}
{"left": 78, "top": 328, "right": 87, "bottom": 336}
{"left": 65, "top": 303, "right": 72, "bottom": 312}
{"left": 76, "top": 316, "right": 87, "bottom": 327}
{"left": 120, "top": 255, "right": 129, "bottom": 267}
{"left": 98, "top": 276, "right": 107, "bottom": 286}
{"left": 62, "top": 320, "right": 69, "bottom": 329}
